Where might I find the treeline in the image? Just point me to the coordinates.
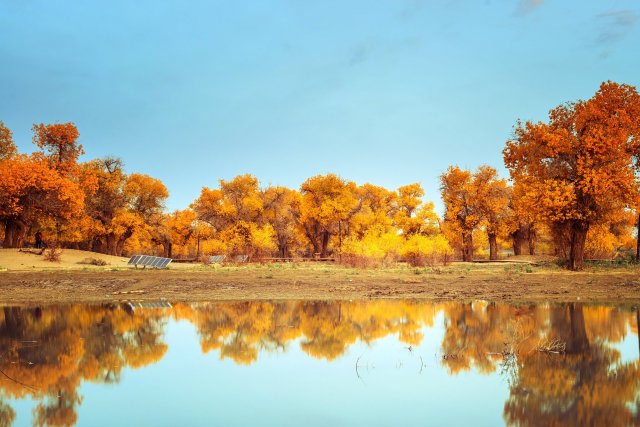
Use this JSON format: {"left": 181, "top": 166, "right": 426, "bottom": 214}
{"left": 1, "top": 81, "right": 639, "bottom": 269}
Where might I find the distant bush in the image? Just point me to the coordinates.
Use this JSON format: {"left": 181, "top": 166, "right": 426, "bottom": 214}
{"left": 43, "top": 245, "right": 63, "bottom": 263}
{"left": 78, "top": 257, "right": 108, "bottom": 266}
{"left": 199, "top": 254, "right": 212, "bottom": 265}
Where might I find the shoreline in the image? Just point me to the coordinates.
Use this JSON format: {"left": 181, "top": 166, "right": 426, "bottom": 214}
{"left": 1, "top": 268, "right": 639, "bottom": 305}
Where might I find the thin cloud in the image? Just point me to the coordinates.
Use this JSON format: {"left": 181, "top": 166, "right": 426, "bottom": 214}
{"left": 399, "top": 0, "right": 428, "bottom": 20}
{"left": 346, "top": 38, "right": 421, "bottom": 67}
{"left": 348, "top": 45, "right": 371, "bottom": 66}
{"left": 516, "top": 0, "right": 544, "bottom": 16}
{"left": 596, "top": 9, "right": 638, "bottom": 45}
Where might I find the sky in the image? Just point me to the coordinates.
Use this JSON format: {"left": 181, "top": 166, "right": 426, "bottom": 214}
{"left": 1, "top": 0, "right": 639, "bottom": 212}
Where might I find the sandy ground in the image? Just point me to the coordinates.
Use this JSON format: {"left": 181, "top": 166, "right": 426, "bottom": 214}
{"left": 0, "top": 249, "right": 639, "bottom": 304}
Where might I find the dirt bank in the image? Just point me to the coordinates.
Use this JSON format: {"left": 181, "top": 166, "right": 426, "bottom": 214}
{"left": 1, "top": 266, "right": 639, "bottom": 305}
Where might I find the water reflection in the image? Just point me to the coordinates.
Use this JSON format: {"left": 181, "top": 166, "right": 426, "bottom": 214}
{"left": 0, "top": 301, "right": 637, "bottom": 426}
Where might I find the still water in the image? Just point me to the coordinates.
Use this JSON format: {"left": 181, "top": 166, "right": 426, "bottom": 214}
{"left": 0, "top": 301, "right": 638, "bottom": 426}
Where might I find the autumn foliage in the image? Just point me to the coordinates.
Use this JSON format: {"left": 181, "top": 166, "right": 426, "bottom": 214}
{"left": 504, "top": 81, "right": 640, "bottom": 269}
{"left": 1, "top": 81, "right": 639, "bottom": 268}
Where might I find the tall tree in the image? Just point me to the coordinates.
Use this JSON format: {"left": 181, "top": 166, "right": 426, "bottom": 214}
{"left": 0, "top": 121, "right": 16, "bottom": 160}
{"left": 507, "top": 182, "right": 537, "bottom": 256}
{"left": 261, "top": 186, "right": 302, "bottom": 257}
{"left": 473, "top": 166, "right": 510, "bottom": 260}
{"left": 299, "top": 174, "right": 357, "bottom": 257}
{"left": 192, "top": 174, "right": 275, "bottom": 258}
{"left": 440, "top": 166, "right": 483, "bottom": 261}
{"left": 31, "top": 123, "right": 83, "bottom": 173}
{"left": 504, "top": 82, "right": 640, "bottom": 269}
{"left": 0, "top": 156, "right": 85, "bottom": 247}
{"left": 83, "top": 157, "right": 128, "bottom": 253}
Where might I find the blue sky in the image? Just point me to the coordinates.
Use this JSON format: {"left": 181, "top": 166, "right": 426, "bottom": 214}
{"left": 1, "top": 0, "right": 639, "bottom": 212}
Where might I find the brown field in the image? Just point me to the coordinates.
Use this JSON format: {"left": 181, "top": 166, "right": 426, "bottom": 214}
{"left": 0, "top": 249, "right": 639, "bottom": 305}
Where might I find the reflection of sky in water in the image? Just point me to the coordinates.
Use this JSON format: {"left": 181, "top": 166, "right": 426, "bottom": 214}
{"left": 3, "top": 303, "right": 639, "bottom": 427}
{"left": 86, "top": 316, "right": 507, "bottom": 427}
{"left": 610, "top": 326, "right": 640, "bottom": 366}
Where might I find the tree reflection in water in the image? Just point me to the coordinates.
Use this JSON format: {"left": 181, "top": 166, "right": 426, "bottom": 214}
{"left": 0, "top": 301, "right": 636, "bottom": 426}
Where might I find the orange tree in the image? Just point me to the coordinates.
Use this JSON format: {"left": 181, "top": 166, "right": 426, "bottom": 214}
{"left": 504, "top": 82, "right": 640, "bottom": 270}
{"left": 0, "top": 121, "right": 16, "bottom": 160}
{"left": 440, "top": 166, "right": 483, "bottom": 261}
{"left": 473, "top": 166, "right": 510, "bottom": 260}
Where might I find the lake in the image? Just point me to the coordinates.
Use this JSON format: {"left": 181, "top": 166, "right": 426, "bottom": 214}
{"left": 0, "top": 300, "right": 638, "bottom": 426}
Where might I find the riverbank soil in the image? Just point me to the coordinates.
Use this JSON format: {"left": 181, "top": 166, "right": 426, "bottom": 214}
{"left": 0, "top": 249, "right": 639, "bottom": 304}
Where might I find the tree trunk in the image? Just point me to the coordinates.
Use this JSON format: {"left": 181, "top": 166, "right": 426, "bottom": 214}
{"left": 512, "top": 225, "right": 535, "bottom": 256}
{"left": 512, "top": 229, "right": 524, "bottom": 256}
{"left": 106, "top": 234, "right": 118, "bottom": 256}
{"left": 528, "top": 228, "right": 536, "bottom": 255}
{"left": 2, "top": 219, "right": 28, "bottom": 248}
{"left": 304, "top": 225, "right": 321, "bottom": 257}
{"left": 568, "top": 220, "right": 589, "bottom": 271}
{"left": 162, "top": 241, "right": 172, "bottom": 258}
{"left": 115, "top": 228, "right": 134, "bottom": 257}
{"left": 636, "top": 214, "right": 640, "bottom": 262}
{"left": 320, "top": 231, "right": 330, "bottom": 258}
{"left": 637, "top": 307, "right": 639, "bottom": 354}
{"left": 461, "top": 230, "right": 473, "bottom": 262}
{"left": 488, "top": 232, "right": 498, "bottom": 261}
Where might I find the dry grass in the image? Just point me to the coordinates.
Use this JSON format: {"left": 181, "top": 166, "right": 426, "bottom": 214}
{"left": 43, "top": 246, "right": 63, "bottom": 262}
{"left": 536, "top": 338, "right": 566, "bottom": 354}
{"left": 0, "top": 248, "right": 129, "bottom": 270}
{"left": 78, "top": 257, "right": 109, "bottom": 266}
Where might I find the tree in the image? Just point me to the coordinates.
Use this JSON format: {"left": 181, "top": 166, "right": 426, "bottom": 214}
{"left": 472, "top": 166, "right": 510, "bottom": 260}
{"left": 0, "top": 156, "right": 85, "bottom": 247}
{"left": 32, "top": 123, "right": 83, "bottom": 173}
{"left": 299, "top": 174, "right": 358, "bottom": 257}
{"left": 393, "top": 183, "right": 440, "bottom": 236}
{"left": 0, "top": 121, "right": 16, "bottom": 160}
{"left": 261, "top": 186, "right": 302, "bottom": 257}
{"left": 192, "top": 174, "right": 276, "bottom": 258}
{"left": 507, "top": 182, "right": 537, "bottom": 256}
{"left": 113, "top": 173, "right": 168, "bottom": 255}
{"left": 440, "top": 166, "right": 483, "bottom": 261}
{"left": 83, "top": 157, "right": 128, "bottom": 253}
{"left": 350, "top": 183, "right": 397, "bottom": 238}
{"left": 504, "top": 82, "right": 640, "bottom": 270}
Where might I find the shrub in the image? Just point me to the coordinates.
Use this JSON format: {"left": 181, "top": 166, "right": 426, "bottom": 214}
{"left": 43, "top": 245, "right": 63, "bottom": 263}
{"left": 78, "top": 257, "right": 108, "bottom": 266}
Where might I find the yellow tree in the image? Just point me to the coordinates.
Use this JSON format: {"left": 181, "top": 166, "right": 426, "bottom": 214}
{"left": 393, "top": 183, "right": 433, "bottom": 236}
{"left": 473, "top": 166, "right": 510, "bottom": 260}
{"left": 504, "top": 82, "right": 640, "bottom": 270}
{"left": 192, "top": 174, "right": 275, "bottom": 258}
{"left": 299, "top": 174, "right": 358, "bottom": 257}
{"left": 261, "top": 186, "right": 302, "bottom": 257}
{"left": 158, "top": 209, "right": 197, "bottom": 258}
{"left": 350, "top": 183, "right": 397, "bottom": 238}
